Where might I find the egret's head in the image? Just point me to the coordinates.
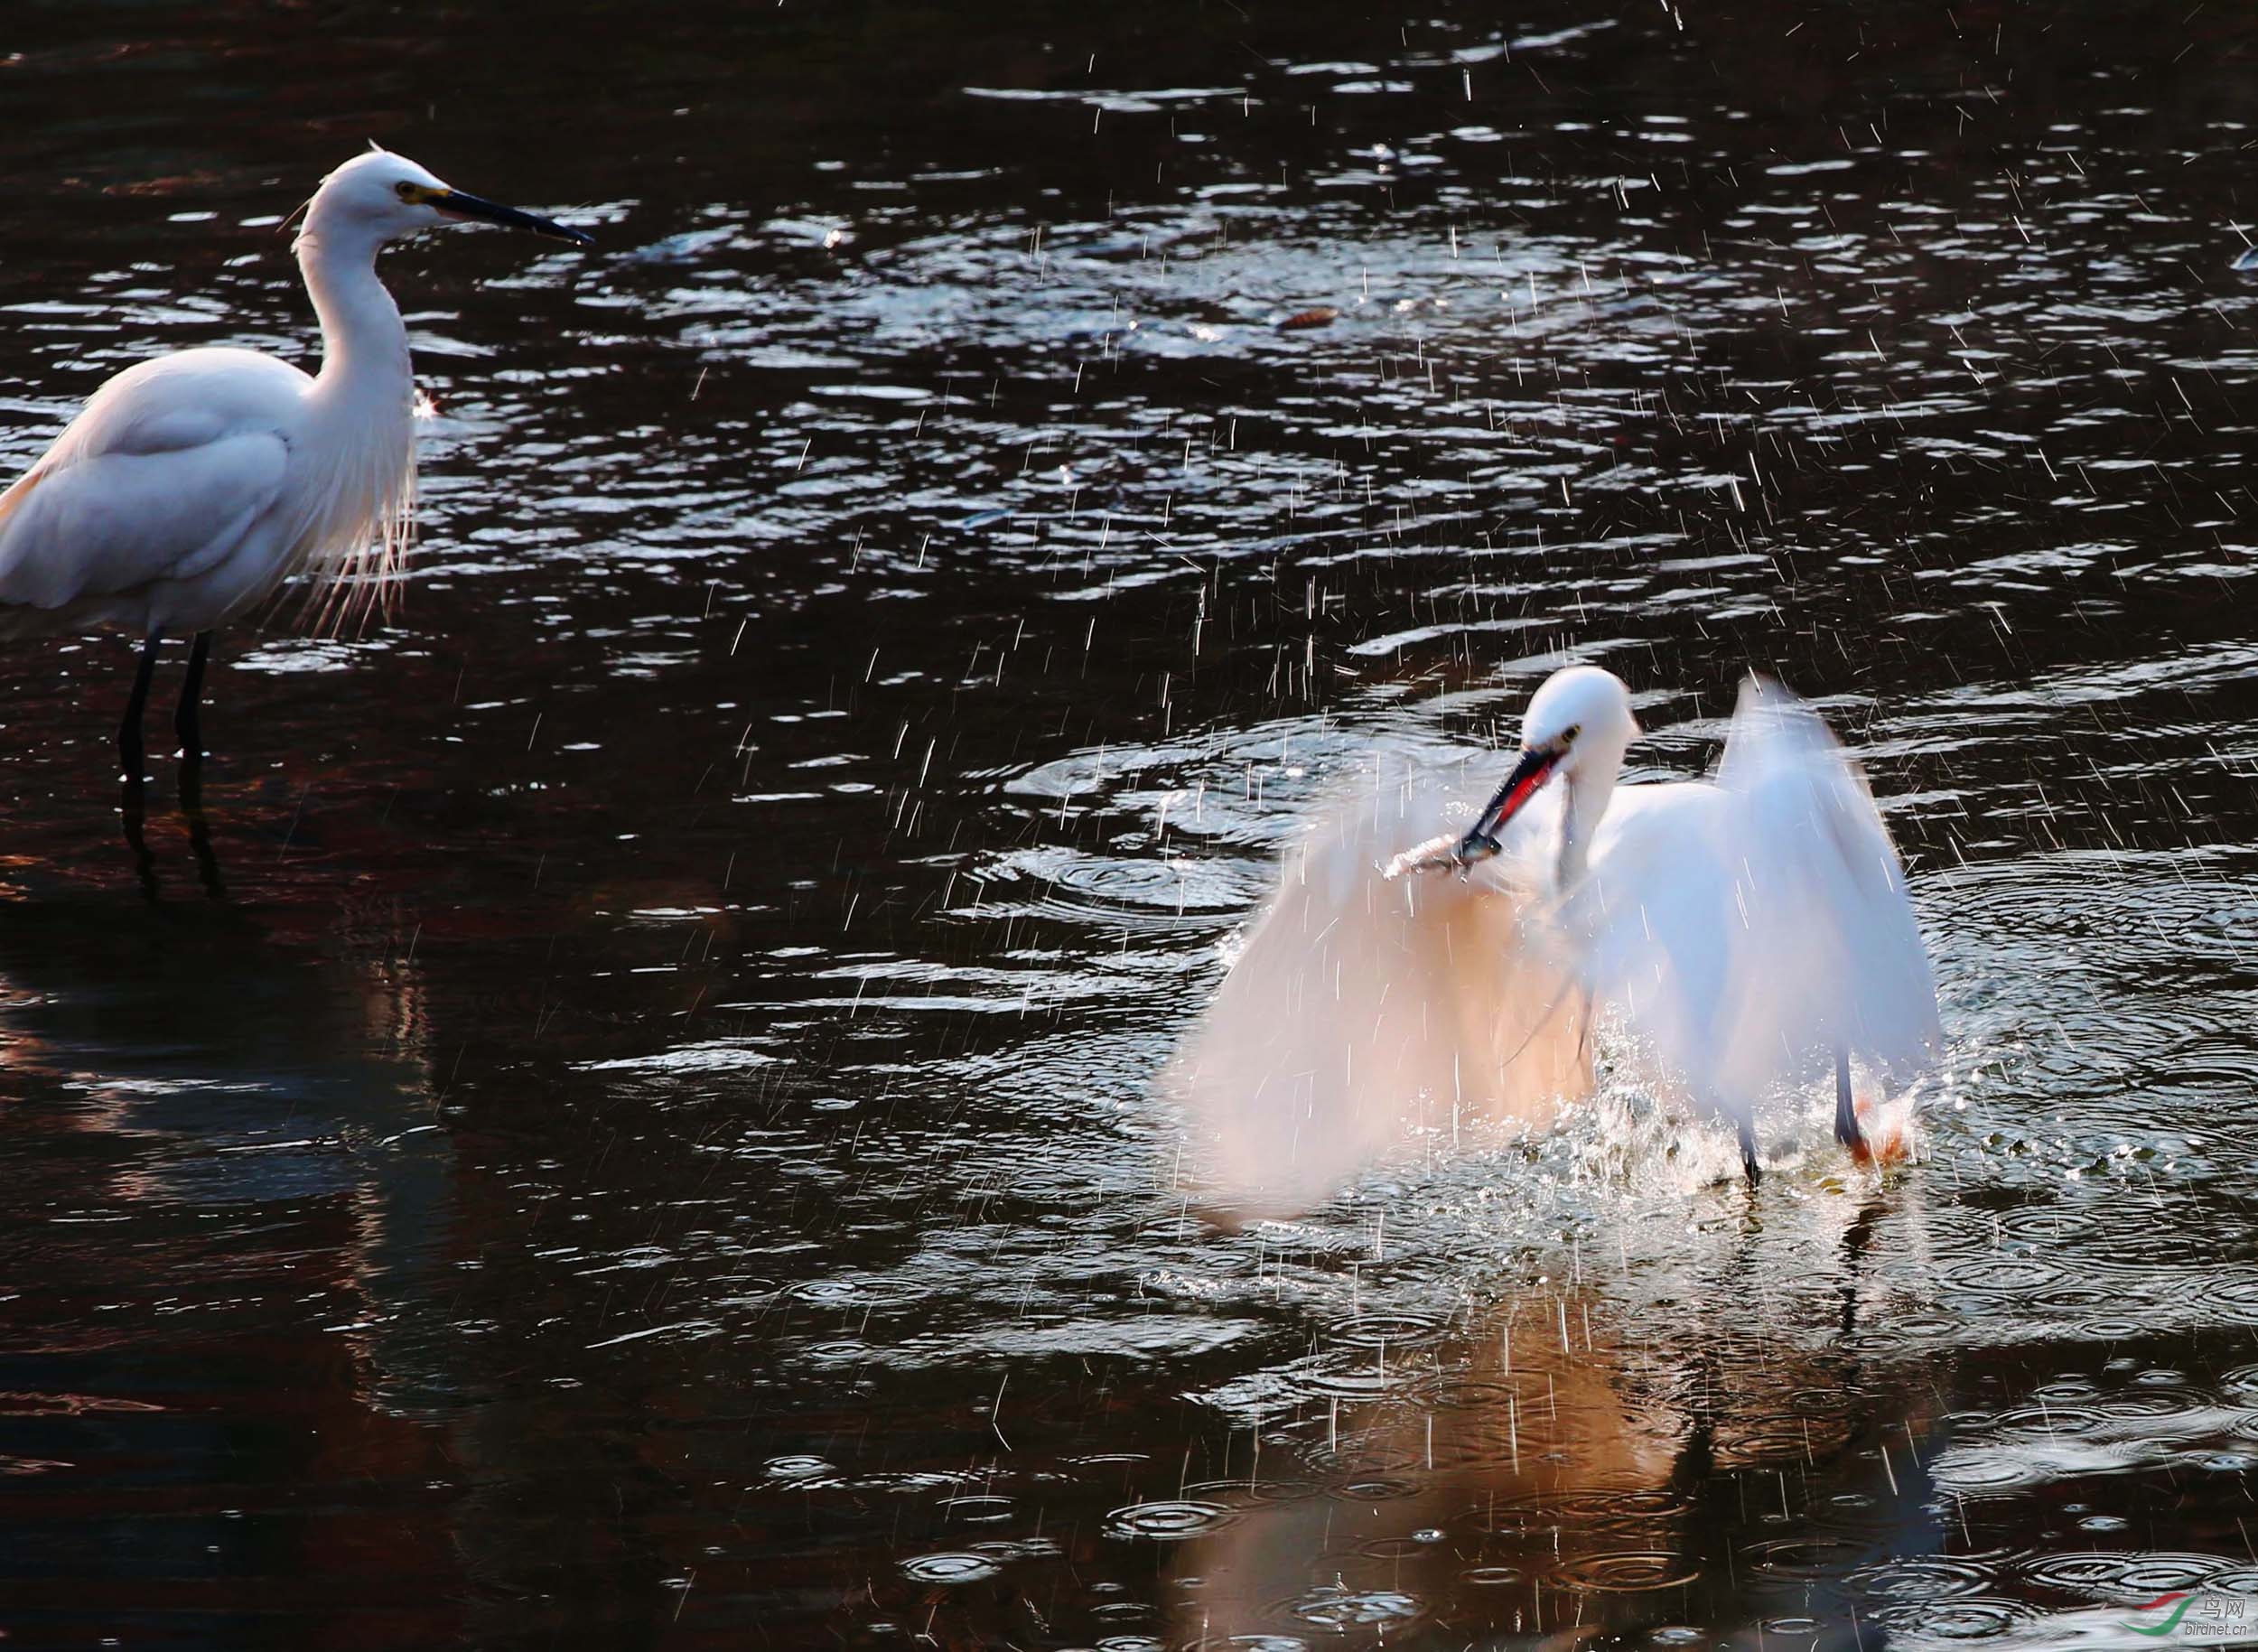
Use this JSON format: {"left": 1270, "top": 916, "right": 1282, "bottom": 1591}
{"left": 1518, "top": 666, "right": 1639, "bottom": 778}
{"left": 301, "top": 146, "right": 592, "bottom": 250}
{"left": 1458, "top": 666, "right": 1640, "bottom": 859}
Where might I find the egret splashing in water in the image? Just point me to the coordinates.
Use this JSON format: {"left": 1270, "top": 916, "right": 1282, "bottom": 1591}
{"left": 1169, "top": 667, "right": 1941, "bottom": 1212}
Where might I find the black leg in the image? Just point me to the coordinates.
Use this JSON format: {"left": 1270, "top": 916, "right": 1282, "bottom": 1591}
{"left": 175, "top": 630, "right": 211, "bottom": 762}
{"left": 1738, "top": 1116, "right": 1761, "bottom": 1187}
{"left": 119, "top": 631, "right": 161, "bottom": 779}
{"left": 1834, "top": 1046, "right": 1871, "bottom": 1160}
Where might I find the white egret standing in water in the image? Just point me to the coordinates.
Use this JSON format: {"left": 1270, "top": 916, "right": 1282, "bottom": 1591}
{"left": 1170, "top": 666, "right": 1940, "bottom": 1209}
{"left": 0, "top": 147, "right": 591, "bottom": 776}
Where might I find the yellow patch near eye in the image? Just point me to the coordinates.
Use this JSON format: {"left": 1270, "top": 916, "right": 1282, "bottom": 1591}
{"left": 394, "top": 182, "right": 437, "bottom": 204}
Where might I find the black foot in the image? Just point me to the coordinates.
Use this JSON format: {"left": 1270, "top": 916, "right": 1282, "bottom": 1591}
{"left": 1739, "top": 1118, "right": 1761, "bottom": 1187}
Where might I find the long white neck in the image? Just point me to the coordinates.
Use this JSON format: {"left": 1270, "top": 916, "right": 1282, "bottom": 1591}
{"left": 296, "top": 221, "right": 411, "bottom": 410}
{"left": 1554, "top": 749, "right": 1626, "bottom": 889}
{"left": 278, "top": 212, "right": 419, "bottom": 632}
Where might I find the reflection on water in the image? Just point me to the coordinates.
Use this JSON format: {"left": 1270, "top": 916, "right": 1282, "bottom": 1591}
{"left": 0, "top": 833, "right": 456, "bottom": 1644}
{"left": 1169, "top": 1189, "right": 1921, "bottom": 1646}
{"left": 4, "top": 0, "right": 2258, "bottom": 1645}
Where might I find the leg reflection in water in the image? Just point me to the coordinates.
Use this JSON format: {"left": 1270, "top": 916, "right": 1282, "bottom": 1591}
{"left": 118, "top": 773, "right": 159, "bottom": 902}
{"left": 1167, "top": 1188, "right": 1938, "bottom": 1647}
{"left": 118, "top": 762, "right": 227, "bottom": 901}
{"left": 179, "top": 757, "right": 224, "bottom": 899}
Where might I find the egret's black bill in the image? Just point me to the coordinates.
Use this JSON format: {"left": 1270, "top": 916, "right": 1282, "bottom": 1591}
{"left": 436, "top": 190, "right": 592, "bottom": 245}
{"left": 1460, "top": 743, "right": 1558, "bottom": 859}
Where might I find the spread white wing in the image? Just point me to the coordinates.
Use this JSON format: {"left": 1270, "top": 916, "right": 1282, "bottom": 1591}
{"left": 1706, "top": 676, "right": 1941, "bottom": 1098}
{"left": 1166, "top": 763, "right": 1590, "bottom": 1217}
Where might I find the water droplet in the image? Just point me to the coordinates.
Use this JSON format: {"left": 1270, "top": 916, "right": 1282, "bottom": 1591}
{"left": 900, "top": 1552, "right": 1001, "bottom": 1585}
{"left": 2023, "top": 1551, "right": 2226, "bottom": 1597}
{"left": 1103, "top": 1499, "right": 1236, "bottom": 1541}
{"left": 1285, "top": 1586, "right": 1424, "bottom": 1630}
{"left": 1743, "top": 1537, "right": 1864, "bottom": 1578}
{"left": 1554, "top": 1551, "right": 1701, "bottom": 1592}
{"left": 1327, "top": 1311, "right": 1448, "bottom": 1348}
{"left": 1328, "top": 1473, "right": 1423, "bottom": 1502}
{"left": 939, "top": 1494, "right": 1014, "bottom": 1524}
{"left": 1848, "top": 1555, "right": 1993, "bottom": 1601}
{"left": 1868, "top": 1599, "right": 2039, "bottom": 1639}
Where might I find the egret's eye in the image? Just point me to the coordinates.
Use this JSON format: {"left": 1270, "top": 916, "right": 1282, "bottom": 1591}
{"left": 1563, "top": 723, "right": 1582, "bottom": 743}
{"left": 394, "top": 182, "right": 434, "bottom": 204}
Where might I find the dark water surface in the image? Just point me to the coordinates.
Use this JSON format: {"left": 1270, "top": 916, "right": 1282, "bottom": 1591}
{"left": 5, "top": 2, "right": 2258, "bottom": 1646}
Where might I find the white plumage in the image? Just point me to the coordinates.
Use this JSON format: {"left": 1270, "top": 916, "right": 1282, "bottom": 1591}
{"left": 0, "top": 346, "right": 405, "bottom": 638}
{"left": 0, "top": 147, "right": 588, "bottom": 773}
{"left": 1169, "top": 666, "right": 1941, "bottom": 1212}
